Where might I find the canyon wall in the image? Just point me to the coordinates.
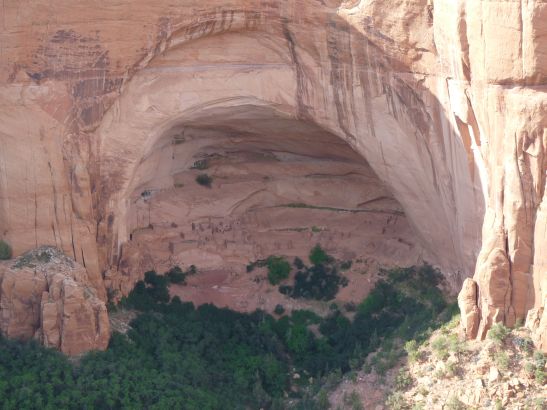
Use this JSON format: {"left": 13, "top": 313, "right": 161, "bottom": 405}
{"left": 0, "top": 0, "right": 545, "bottom": 353}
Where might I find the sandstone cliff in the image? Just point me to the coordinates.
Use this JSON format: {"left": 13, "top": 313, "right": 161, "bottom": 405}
{"left": 0, "top": 0, "right": 545, "bottom": 353}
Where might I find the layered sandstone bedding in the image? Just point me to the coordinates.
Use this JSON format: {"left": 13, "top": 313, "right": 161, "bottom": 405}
{"left": 0, "top": 0, "right": 545, "bottom": 354}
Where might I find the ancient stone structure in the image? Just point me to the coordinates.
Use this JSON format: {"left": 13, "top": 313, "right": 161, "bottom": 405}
{"left": 0, "top": 0, "right": 545, "bottom": 353}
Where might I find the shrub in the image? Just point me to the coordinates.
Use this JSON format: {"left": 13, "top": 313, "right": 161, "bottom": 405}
{"left": 343, "top": 390, "right": 363, "bottom": 410}
{"left": 293, "top": 257, "right": 305, "bottom": 270}
{"left": 494, "top": 351, "right": 510, "bottom": 371}
{"left": 431, "top": 336, "right": 449, "bottom": 360}
{"left": 445, "top": 396, "right": 467, "bottom": 410}
{"left": 281, "top": 260, "right": 345, "bottom": 301}
{"left": 385, "top": 392, "right": 407, "bottom": 410}
{"left": 166, "top": 266, "right": 186, "bottom": 284}
{"left": 144, "top": 271, "right": 170, "bottom": 303}
{"left": 445, "top": 361, "right": 458, "bottom": 377}
{"left": 535, "top": 368, "right": 545, "bottom": 385}
{"left": 0, "top": 240, "right": 12, "bottom": 260}
{"left": 433, "top": 367, "right": 446, "bottom": 379}
{"left": 487, "top": 323, "right": 511, "bottom": 345}
{"left": 315, "top": 389, "right": 330, "bottom": 410}
{"left": 267, "top": 256, "right": 291, "bottom": 285}
{"left": 525, "top": 361, "right": 536, "bottom": 375}
{"left": 533, "top": 351, "right": 546, "bottom": 368}
{"left": 395, "top": 369, "right": 413, "bottom": 390}
{"left": 513, "top": 336, "right": 534, "bottom": 354}
{"left": 370, "top": 347, "right": 401, "bottom": 376}
{"left": 340, "top": 260, "right": 352, "bottom": 271}
{"left": 195, "top": 173, "right": 213, "bottom": 187}
{"left": 246, "top": 259, "right": 267, "bottom": 273}
{"left": 309, "top": 244, "right": 330, "bottom": 265}
{"left": 190, "top": 159, "right": 209, "bottom": 170}
{"left": 404, "top": 340, "right": 421, "bottom": 363}
{"left": 447, "top": 334, "right": 465, "bottom": 354}
{"left": 344, "top": 302, "right": 357, "bottom": 312}
{"left": 274, "top": 304, "right": 285, "bottom": 315}
{"left": 533, "top": 351, "right": 546, "bottom": 384}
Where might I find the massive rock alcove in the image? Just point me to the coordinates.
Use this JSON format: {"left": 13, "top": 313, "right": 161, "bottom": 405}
{"left": 106, "top": 105, "right": 425, "bottom": 303}
{"left": 0, "top": 0, "right": 545, "bottom": 353}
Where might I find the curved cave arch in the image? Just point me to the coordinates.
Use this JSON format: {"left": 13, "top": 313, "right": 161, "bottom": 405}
{"left": 108, "top": 104, "right": 428, "bottom": 303}
{"left": 94, "top": 16, "right": 484, "bottom": 297}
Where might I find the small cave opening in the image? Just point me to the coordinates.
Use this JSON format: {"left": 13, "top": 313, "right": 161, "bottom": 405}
{"left": 118, "top": 105, "right": 425, "bottom": 311}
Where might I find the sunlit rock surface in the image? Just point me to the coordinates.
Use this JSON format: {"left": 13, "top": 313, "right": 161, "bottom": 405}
{"left": 0, "top": 247, "right": 109, "bottom": 355}
{"left": 0, "top": 0, "right": 545, "bottom": 352}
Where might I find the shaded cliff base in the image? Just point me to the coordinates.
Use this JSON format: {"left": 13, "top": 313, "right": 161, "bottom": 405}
{"left": 0, "top": 264, "right": 453, "bottom": 408}
{"left": 0, "top": 255, "right": 544, "bottom": 408}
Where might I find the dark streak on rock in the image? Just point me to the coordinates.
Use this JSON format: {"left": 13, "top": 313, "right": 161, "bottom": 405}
{"left": 326, "top": 18, "right": 356, "bottom": 141}
{"left": 281, "top": 18, "right": 310, "bottom": 120}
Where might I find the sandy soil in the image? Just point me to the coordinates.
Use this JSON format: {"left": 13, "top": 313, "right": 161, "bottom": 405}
{"left": 169, "top": 259, "right": 382, "bottom": 316}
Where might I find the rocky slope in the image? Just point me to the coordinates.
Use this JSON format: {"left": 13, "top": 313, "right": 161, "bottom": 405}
{"left": 0, "top": 0, "right": 545, "bottom": 353}
{"left": 330, "top": 318, "right": 546, "bottom": 409}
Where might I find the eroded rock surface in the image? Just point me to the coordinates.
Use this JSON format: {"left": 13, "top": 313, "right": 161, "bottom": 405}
{"left": 0, "top": 247, "right": 109, "bottom": 355}
{"left": 0, "top": 0, "right": 545, "bottom": 352}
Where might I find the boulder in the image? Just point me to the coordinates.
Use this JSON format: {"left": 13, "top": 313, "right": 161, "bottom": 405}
{"left": 458, "top": 278, "right": 480, "bottom": 339}
{"left": 0, "top": 247, "right": 109, "bottom": 355}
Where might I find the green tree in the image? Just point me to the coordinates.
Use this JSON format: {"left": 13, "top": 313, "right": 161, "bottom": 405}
{"left": 0, "top": 240, "right": 12, "bottom": 260}
{"left": 267, "top": 256, "right": 291, "bottom": 285}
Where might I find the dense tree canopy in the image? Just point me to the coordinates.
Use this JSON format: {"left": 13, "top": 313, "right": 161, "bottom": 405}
{"left": 0, "top": 264, "right": 453, "bottom": 409}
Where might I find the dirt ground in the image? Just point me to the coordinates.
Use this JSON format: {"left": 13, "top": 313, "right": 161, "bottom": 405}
{"left": 168, "top": 258, "right": 383, "bottom": 317}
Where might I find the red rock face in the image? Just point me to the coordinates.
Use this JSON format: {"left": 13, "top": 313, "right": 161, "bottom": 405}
{"left": 0, "top": 0, "right": 545, "bottom": 353}
{"left": 0, "top": 247, "right": 109, "bottom": 355}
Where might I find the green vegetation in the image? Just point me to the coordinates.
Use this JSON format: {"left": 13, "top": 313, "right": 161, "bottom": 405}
{"left": 525, "top": 351, "right": 546, "bottom": 385}
{"left": 279, "top": 202, "right": 403, "bottom": 215}
{"left": 445, "top": 396, "right": 467, "bottom": 410}
{"left": 385, "top": 392, "right": 407, "bottom": 410}
{"left": 293, "top": 257, "right": 305, "bottom": 270}
{"left": 266, "top": 256, "right": 291, "bottom": 285}
{"left": 274, "top": 304, "right": 285, "bottom": 315}
{"left": 394, "top": 368, "right": 413, "bottom": 390}
{"left": 165, "top": 265, "right": 197, "bottom": 284}
{"left": 342, "top": 390, "right": 363, "bottom": 410}
{"left": 431, "top": 336, "right": 450, "bottom": 360}
{"left": 279, "top": 246, "right": 348, "bottom": 301}
{"left": 487, "top": 322, "right": 511, "bottom": 345}
{"left": 513, "top": 335, "right": 534, "bottom": 354}
{"left": 494, "top": 350, "right": 510, "bottom": 371}
{"left": 309, "top": 244, "right": 330, "bottom": 265}
{"left": 195, "top": 173, "right": 213, "bottom": 187}
{"left": 0, "top": 264, "right": 454, "bottom": 409}
{"left": 404, "top": 340, "right": 422, "bottom": 363}
{"left": 0, "top": 240, "right": 12, "bottom": 260}
{"left": 246, "top": 258, "right": 268, "bottom": 273}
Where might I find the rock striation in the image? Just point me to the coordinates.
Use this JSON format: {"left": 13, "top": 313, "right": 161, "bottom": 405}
{"left": 0, "top": 247, "right": 109, "bottom": 355}
{"left": 0, "top": 0, "right": 545, "bottom": 352}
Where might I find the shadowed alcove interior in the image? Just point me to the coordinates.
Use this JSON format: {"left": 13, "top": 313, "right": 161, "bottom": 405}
{"left": 109, "top": 104, "right": 425, "bottom": 310}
